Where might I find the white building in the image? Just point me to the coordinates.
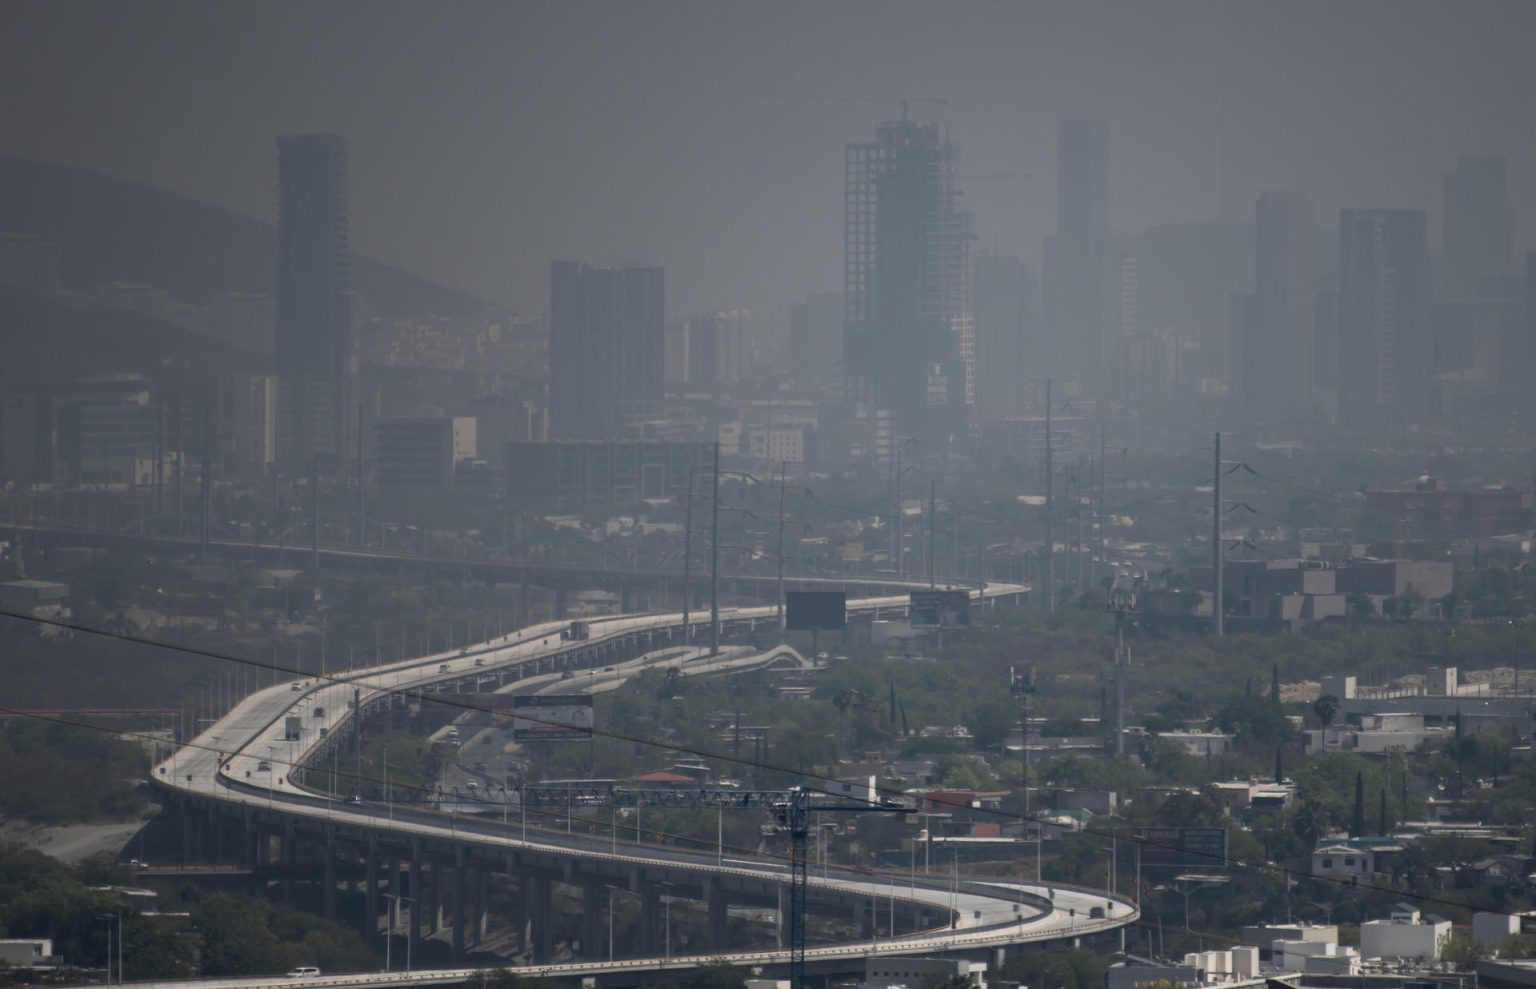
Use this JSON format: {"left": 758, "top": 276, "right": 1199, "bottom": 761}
{"left": 1359, "top": 905, "right": 1451, "bottom": 963}
{"left": 1473, "top": 911, "right": 1520, "bottom": 944}
{"left": 0, "top": 939, "right": 55, "bottom": 967}
{"left": 861, "top": 956, "right": 986, "bottom": 989}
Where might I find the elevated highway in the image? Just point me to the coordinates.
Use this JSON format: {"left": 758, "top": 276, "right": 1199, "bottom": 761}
{"left": 149, "top": 582, "right": 1139, "bottom": 985}
{"left": 0, "top": 521, "right": 975, "bottom": 615}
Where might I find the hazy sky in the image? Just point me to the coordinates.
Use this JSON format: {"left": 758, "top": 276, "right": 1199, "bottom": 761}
{"left": 5, "top": 0, "right": 1535, "bottom": 319}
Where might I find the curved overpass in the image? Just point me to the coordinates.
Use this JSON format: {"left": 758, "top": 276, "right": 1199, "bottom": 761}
{"left": 152, "top": 584, "right": 1139, "bottom": 982}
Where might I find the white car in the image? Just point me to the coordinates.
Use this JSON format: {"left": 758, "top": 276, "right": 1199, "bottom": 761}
{"left": 286, "top": 967, "right": 321, "bottom": 978}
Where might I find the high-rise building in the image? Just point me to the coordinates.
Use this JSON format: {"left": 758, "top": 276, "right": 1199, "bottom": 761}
{"left": 1242, "top": 190, "right": 1316, "bottom": 420}
{"left": 843, "top": 117, "right": 973, "bottom": 445}
{"left": 1337, "top": 209, "right": 1432, "bottom": 428}
{"left": 1442, "top": 156, "right": 1511, "bottom": 300}
{"left": 1043, "top": 120, "right": 1110, "bottom": 390}
{"left": 685, "top": 310, "right": 748, "bottom": 388}
{"left": 973, "top": 254, "right": 1034, "bottom": 414}
{"left": 549, "top": 262, "right": 665, "bottom": 439}
{"left": 221, "top": 373, "right": 279, "bottom": 470}
{"left": 274, "top": 133, "right": 352, "bottom": 472}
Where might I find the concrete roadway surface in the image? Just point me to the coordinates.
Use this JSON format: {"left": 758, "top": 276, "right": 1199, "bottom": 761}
{"left": 142, "top": 585, "right": 1140, "bottom": 986}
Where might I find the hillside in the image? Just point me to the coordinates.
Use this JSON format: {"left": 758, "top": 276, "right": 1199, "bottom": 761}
{"left": 0, "top": 288, "right": 263, "bottom": 393}
{"left": 0, "top": 157, "right": 489, "bottom": 321}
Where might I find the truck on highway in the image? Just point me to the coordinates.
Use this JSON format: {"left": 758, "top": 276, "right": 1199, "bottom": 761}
{"left": 283, "top": 716, "right": 302, "bottom": 741}
{"left": 564, "top": 620, "right": 591, "bottom": 641}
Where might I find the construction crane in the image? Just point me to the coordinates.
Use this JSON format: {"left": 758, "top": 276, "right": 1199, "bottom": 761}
{"left": 771, "top": 787, "right": 913, "bottom": 989}
{"left": 509, "top": 782, "right": 914, "bottom": 987}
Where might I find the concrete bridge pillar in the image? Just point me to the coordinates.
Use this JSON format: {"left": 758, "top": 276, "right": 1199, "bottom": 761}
{"left": 473, "top": 869, "right": 488, "bottom": 945}
{"left": 452, "top": 848, "right": 466, "bottom": 963}
{"left": 424, "top": 862, "right": 439, "bottom": 934}
{"left": 322, "top": 826, "right": 337, "bottom": 920}
{"left": 364, "top": 837, "right": 379, "bottom": 943}
{"left": 529, "top": 876, "right": 552, "bottom": 964}
{"left": 642, "top": 883, "right": 661, "bottom": 955}
{"left": 707, "top": 877, "right": 728, "bottom": 950}
{"left": 581, "top": 881, "right": 605, "bottom": 960}
{"left": 508, "top": 875, "right": 528, "bottom": 957}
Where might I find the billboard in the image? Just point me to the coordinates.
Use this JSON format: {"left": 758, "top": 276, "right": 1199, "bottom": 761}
{"left": 1135, "top": 826, "right": 1229, "bottom": 870}
{"left": 512, "top": 694, "right": 595, "bottom": 742}
{"left": 786, "top": 591, "right": 847, "bottom": 630}
{"left": 909, "top": 590, "right": 971, "bottom": 627}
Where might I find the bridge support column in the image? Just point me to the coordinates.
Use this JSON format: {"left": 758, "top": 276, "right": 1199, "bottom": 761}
{"left": 452, "top": 849, "right": 466, "bottom": 964}
{"left": 322, "top": 827, "right": 336, "bottom": 920}
{"left": 581, "top": 881, "right": 604, "bottom": 960}
{"left": 473, "top": 870, "right": 487, "bottom": 945}
{"left": 529, "top": 876, "right": 552, "bottom": 964}
{"left": 707, "top": 877, "right": 728, "bottom": 951}
{"left": 364, "top": 837, "right": 379, "bottom": 943}
{"left": 508, "top": 875, "right": 527, "bottom": 958}
{"left": 424, "top": 862, "right": 439, "bottom": 935}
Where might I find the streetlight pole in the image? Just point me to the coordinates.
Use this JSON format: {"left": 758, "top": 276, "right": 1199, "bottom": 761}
{"left": 682, "top": 466, "right": 695, "bottom": 643}
{"left": 710, "top": 442, "right": 720, "bottom": 656}
{"left": 776, "top": 460, "right": 788, "bottom": 635}
{"left": 605, "top": 885, "right": 638, "bottom": 962}
{"left": 384, "top": 894, "right": 414, "bottom": 973}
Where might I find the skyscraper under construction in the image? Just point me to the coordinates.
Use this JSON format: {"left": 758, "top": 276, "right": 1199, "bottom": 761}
{"left": 842, "top": 115, "right": 973, "bottom": 450}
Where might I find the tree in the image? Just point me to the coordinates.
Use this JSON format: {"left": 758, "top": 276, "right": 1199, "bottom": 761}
{"left": 191, "top": 894, "right": 296, "bottom": 976}
{"left": 1312, "top": 694, "right": 1340, "bottom": 729}
{"left": 1350, "top": 772, "right": 1365, "bottom": 838}
{"left": 1439, "top": 931, "right": 1491, "bottom": 971}
{"left": 923, "top": 976, "right": 975, "bottom": 989}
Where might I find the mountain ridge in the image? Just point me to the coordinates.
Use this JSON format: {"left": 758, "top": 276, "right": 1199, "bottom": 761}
{"left": 0, "top": 156, "right": 493, "bottom": 321}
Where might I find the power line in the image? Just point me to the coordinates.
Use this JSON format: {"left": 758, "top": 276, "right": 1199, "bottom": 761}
{"left": 0, "top": 607, "right": 1520, "bottom": 921}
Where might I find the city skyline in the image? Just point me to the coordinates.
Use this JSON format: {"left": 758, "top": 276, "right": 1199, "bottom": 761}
{"left": 5, "top": 1, "right": 1536, "bottom": 320}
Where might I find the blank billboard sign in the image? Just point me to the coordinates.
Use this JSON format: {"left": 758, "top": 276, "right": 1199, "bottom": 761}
{"left": 1135, "top": 826, "right": 1229, "bottom": 870}
{"left": 512, "top": 694, "right": 595, "bottom": 742}
{"left": 909, "top": 590, "right": 971, "bottom": 627}
{"left": 785, "top": 591, "right": 847, "bottom": 630}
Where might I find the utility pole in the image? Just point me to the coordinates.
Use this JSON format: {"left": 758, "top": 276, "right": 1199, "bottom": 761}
{"left": 1098, "top": 425, "right": 1107, "bottom": 589}
{"left": 311, "top": 455, "right": 321, "bottom": 572}
{"left": 356, "top": 403, "right": 365, "bottom": 546}
{"left": 928, "top": 479, "right": 937, "bottom": 588}
{"left": 1113, "top": 618, "right": 1129, "bottom": 756}
{"left": 153, "top": 398, "right": 163, "bottom": 519}
{"left": 1213, "top": 432, "right": 1223, "bottom": 637}
{"left": 682, "top": 465, "right": 694, "bottom": 642}
{"left": 173, "top": 395, "right": 184, "bottom": 537}
{"left": 776, "top": 460, "right": 788, "bottom": 634}
{"left": 1045, "top": 378, "right": 1055, "bottom": 614}
{"left": 1010, "top": 665, "right": 1036, "bottom": 876}
{"left": 199, "top": 403, "right": 212, "bottom": 558}
{"left": 891, "top": 444, "right": 903, "bottom": 574}
{"left": 710, "top": 442, "right": 720, "bottom": 656}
